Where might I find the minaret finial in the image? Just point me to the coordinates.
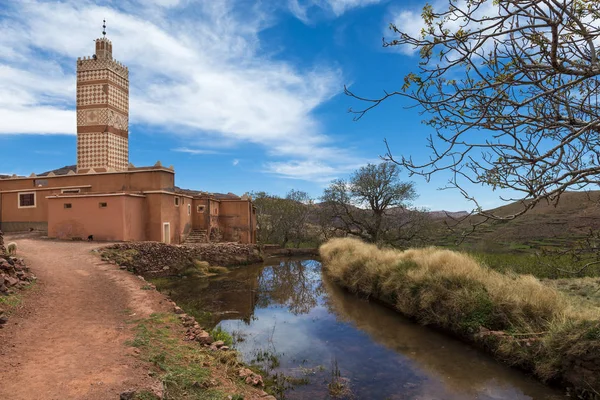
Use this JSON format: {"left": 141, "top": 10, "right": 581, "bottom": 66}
{"left": 102, "top": 19, "right": 106, "bottom": 37}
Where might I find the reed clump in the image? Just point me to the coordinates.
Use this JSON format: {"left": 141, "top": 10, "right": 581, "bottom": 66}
{"left": 320, "top": 238, "right": 600, "bottom": 394}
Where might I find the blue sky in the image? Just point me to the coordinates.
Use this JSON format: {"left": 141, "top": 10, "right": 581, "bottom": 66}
{"left": 0, "top": 0, "right": 506, "bottom": 211}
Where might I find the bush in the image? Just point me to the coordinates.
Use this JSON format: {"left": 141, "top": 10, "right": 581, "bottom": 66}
{"left": 210, "top": 326, "right": 233, "bottom": 347}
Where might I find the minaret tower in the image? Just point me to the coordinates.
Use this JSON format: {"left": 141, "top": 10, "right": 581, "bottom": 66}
{"left": 76, "top": 20, "right": 129, "bottom": 173}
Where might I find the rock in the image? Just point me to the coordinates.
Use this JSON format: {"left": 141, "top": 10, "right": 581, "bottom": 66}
{"left": 173, "top": 306, "right": 184, "bottom": 314}
{"left": 238, "top": 368, "right": 264, "bottom": 387}
{"left": 213, "top": 340, "right": 225, "bottom": 348}
{"left": 194, "top": 331, "right": 213, "bottom": 345}
{"left": 220, "top": 346, "right": 230, "bottom": 351}
{"left": 5, "top": 276, "right": 19, "bottom": 287}
{"left": 119, "top": 390, "right": 136, "bottom": 400}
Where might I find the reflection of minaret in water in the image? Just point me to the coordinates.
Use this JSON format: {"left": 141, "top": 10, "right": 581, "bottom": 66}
{"left": 76, "top": 19, "right": 130, "bottom": 173}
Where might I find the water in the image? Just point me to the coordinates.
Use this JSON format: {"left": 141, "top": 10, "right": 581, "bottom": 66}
{"left": 159, "top": 258, "right": 567, "bottom": 400}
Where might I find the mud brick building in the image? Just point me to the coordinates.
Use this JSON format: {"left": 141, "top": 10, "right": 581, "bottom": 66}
{"left": 0, "top": 32, "right": 256, "bottom": 244}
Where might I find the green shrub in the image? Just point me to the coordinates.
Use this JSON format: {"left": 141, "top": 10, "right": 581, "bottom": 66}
{"left": 210, "top": 325, "right": 233, "bottom": 346}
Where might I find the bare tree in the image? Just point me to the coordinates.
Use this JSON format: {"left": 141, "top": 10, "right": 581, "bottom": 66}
{"left": 346, "top": 0, "right": 600, "bottom": 224}
{"left": 321, "top": 162, "right": 427, "bottom": 245}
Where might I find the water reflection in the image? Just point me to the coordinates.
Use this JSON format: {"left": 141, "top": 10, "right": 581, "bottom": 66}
{"left": 159, "top": 259, "right": 566, "bottom": 400}
{"left": 256, "top": 259, "right": 324, "bottom": 315}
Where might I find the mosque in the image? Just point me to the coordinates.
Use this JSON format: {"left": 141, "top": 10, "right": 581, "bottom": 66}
{"left": 0, "top": 27, "right": 257, "bottom": 244}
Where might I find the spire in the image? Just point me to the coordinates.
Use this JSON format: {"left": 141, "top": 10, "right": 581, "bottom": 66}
{"left": 102, "top": 19, "right": 106, "bottom": 37}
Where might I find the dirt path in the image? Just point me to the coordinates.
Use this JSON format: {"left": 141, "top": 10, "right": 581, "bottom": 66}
{"left": 0, "top": 236, "right": 167, "bottom": 400}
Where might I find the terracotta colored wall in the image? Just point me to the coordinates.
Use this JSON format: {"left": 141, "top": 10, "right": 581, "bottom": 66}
{"left": 0, "top": 169, "right": 174, "bottom": 193}
{"left": 0, "top": 169, "right": 174, "bottom": 231}
{"left": 208, "top": 199, "right": 220, "bottom": 235}
{"left": 144, "top": 193, "right": 165, "bottom": 242}
{"left": 122, "top": 196, "right": 145, "bottom": 241}
{"left": 145, "top": 193, "right": 193, "bottom": 244}
{"left": 49, "top": 196, "right": 115, "bottom": 240}
{"left": 192, "top": 198, "right": 209, "bottom": 230}
{"left": 179, "top": 196, "right": 193, "bottom": 240}
{"left": 219, "top": 200, "right": 255, "bottom": 243}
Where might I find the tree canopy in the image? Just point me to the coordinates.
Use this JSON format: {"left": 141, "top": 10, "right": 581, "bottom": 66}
{"left": 252, "top": 190, "right": 313, "bottom": 247}
{"left": 321, "top": 162, "right": 426, "bottom": 244}
{"left": 347, "top": 0, "right": 600, "bottom": 221}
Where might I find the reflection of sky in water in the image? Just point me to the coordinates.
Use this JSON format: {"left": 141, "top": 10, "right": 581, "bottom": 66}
{"left": 207, "top": 260, "right": 565, "bottom": 399}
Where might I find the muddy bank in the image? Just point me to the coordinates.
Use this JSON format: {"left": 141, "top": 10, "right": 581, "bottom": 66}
{"left": 101, "top": 242, "right": 263, "bottom": 278}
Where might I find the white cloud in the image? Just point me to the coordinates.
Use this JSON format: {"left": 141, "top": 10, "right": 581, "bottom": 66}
{"left": 289, "top": 0, "right": 382, "bottom": 22}
{"left": 0, "top": 0, "right": 360, "bottom": 181}
{"left": 232, "top": 159, "right": 239, "bottom": 166}
{"left": 265, "top": 159, "right": 362, "bottom": 182}
{"left": 171, "top": 147, "right": 221, "bottom": 155}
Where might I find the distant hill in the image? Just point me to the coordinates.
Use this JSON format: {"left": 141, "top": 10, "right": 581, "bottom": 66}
{"left": 38, "top": 165, "right": 77, "bottom": 176}
{"left": 435, "top": 191, "right": 600, "bottom": 249}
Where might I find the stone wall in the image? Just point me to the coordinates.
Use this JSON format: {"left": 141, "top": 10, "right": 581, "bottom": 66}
{"left": 0, "top": 230, "right": 5, "bottom": 255}
{"left": 101, "top": 242, "right": 263, "bottom": 278}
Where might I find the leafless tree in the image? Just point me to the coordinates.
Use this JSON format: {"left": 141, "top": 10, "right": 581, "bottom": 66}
{"left": 346, "top": 0, "right": 600, "bottom": 227}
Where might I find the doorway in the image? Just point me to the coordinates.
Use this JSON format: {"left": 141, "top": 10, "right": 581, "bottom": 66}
{"left": 163, "top": 222, "right": 171, "bottom": 244}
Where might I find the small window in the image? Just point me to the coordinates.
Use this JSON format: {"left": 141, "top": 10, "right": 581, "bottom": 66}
{"left": 33, "top": 179, "right": 48, "bottom": 187}
{"left": 61, "top": 189, "right": 81, "bottom": 194}
{"left": 174, "top": 197, "right": 180, "bottom": 207}
{"left": 18, "top": 192, "right": 36, "bottom": 208}
{"left": 187, "top": 204, "right": 191, "bottom": 216}
{"left": 64, "top": 203, "right": 72, "bottom": 209}
{"left": 99, "top": 202, "right": 108, "bottom": 208}
{"left": 197, "top": 205, "right": 205, "bottom": 213}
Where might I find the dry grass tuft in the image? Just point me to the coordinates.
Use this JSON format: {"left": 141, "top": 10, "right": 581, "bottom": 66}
{"left": 320, "top": 238, "right": 600, "bottom": 394}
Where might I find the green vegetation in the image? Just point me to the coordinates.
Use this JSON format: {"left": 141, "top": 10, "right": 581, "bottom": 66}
{"left": 100, "top": 248, "right": 139, "bottom": 270}
{"left": 191, "top": 260, "right": 229, "bottom": 277}
{"left": 210, "top": 326, "right": 233, "bottom": 347}
{"left": 320, "top": 238, "right": 600, "bottom": 393}
{"left": 0, "top": 293, "right": 23, "bottom": 308}
{"left": 127, "top": 313, "right": 258, "bottom": 400}
{"left": 327, "top": 359, "right": 352, "bottom": 399}
{"left": 0, "top": 281, "right": 36, "bottom": 310}
{"left": 469, "top": 252, "right": 600, "bottom": 279}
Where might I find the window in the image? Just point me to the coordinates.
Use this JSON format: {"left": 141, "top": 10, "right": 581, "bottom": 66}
{"left": 33, "top": 179, "right": 48, "bottom": 187}
{"left": 61, "top": 189, "right": 81, "bottom": 194}
{"left": 64, "top": 203, "right": 72, "bottom": 209}
{"left": 174, "top": 197, "right": 180, "bottom": 207}
{"left": 18, "top": 192, "right": 36, "bottom": 208}
{"left": 99, "top": 202, "right": 108, "bottom": 208}
{"left": 187, "top": 204, "right": 191, "bottom": 216}
{"left": 197, "top": 205, "right": 205, "bottom": 213}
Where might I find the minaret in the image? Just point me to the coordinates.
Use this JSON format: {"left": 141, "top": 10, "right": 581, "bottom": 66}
{"left": 76, "top": 20, "right": 129, "bottom": 173}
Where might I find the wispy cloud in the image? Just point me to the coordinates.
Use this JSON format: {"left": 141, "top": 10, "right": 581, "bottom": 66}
{"left": 264, "top": 159, "right": 363, "bottom": 183}
{"left": 0, "top": 0, "right": 361, "bottom": 182}
{"left": 171, "top": 147, "right": 222, "bottom": 155}
{"left": 232, "top": 159, "right": 239, "bottom": 166}
{"left": 289, "top": 0, "right": 383, "bottom": 22}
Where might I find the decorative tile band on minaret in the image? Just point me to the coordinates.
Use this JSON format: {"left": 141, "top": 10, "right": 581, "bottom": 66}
{"left": 76, "top": 20, "right": 129, "bottom": 173}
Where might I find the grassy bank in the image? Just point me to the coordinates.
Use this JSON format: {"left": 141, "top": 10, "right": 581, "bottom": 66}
{"left": 127, "top": 313, "right": 265, "bottom": 400}
{"left": 320, "top": 238, "right": 600, "bottom": 396}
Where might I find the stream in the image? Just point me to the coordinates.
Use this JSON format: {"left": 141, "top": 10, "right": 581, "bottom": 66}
{"left": 158, "top": 258, "right": 567, "bottom": 400}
